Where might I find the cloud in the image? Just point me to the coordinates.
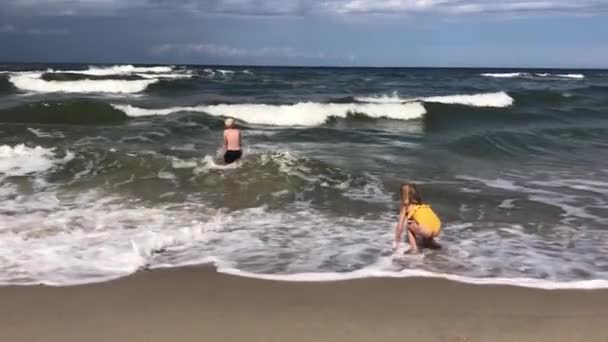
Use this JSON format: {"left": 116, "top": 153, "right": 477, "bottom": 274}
{"left": 152, "top": 43, "right": 330, "bottom": 59}
{"left": 321, "top": 0, "right": 608, "bottom": 15}
{"left": 3, "top": 0, "right": 608, "bottom": 16}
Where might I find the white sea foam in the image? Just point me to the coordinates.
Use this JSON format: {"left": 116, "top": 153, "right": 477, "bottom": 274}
{"left": 555, "top": 73, "right": 585, "bottom": 79}
{"left": 357, "top": 91, "right": 514, "bottom": 108}
{"left": 58, "top": 65, "right": 174, "bottom": 76}
{"left": 481, "top": 72, "right": 585, "bottom": 80}
{"left": 27, "top": 128, "right": 65, "bottom": 139}
{"left": 481, "top": 72, "right": 525, "bottom": 78}
{"left": 423, "top": 91, "right": 514, "bottom": 107}
{"left": 35, "top": 65, "right": 191, "bottom": 80}
{"left": 0, "top": 144, "right": 73, "bottom": 178}
{"left": 113, "top": 102, "right": 427, "bottom": 126}
{"left": 9, "top": 72, "right": 157, "bottom": 94}
{"left": 136, "top": 73, "right": 192, "bottom": 79}
{"left": 1, "top": 184, "right": 607, "bottom": 288}
{"left": 216, "top": 69, "right": 235, "bottom": 76}
{"left": 218, "top": 264, "right": 608, "bottom": 290}
{"left": 7, "top": 64, "right": 189, "bottom": 93}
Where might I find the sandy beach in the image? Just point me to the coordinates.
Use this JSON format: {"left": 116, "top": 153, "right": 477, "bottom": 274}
{"left": 1, "top": 267, "right": 607, "bottom": 342}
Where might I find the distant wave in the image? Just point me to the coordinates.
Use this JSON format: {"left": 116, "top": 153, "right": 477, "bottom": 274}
{"left": 481, "top": 72, "right": 585, "bottom": 79}
{"left": 356, "top": 91, "right": 514, "bottom": 108}
{"left": 423, "top": 92, "right": 514, "bottom": 107}
{"left": 113, "top": 102, "right": 427, "bottom": 126}
{"left": 9, "top": 72, "right": 157, "bottom": 94}
{"left": 554, "top": 73, "right": 585, "bottom": 79}
{"left": 58, "top": 65, "right": 174, "bottom": 76}
{"left": 203, "top": 68, "right": 252, "bottom": 78}
{"left": 114, "top": 92, "right": 515, "bottom": 125}
{"left": 6, "top": 65, "right": 193, "bottom": 94}
{"left": 46, "top": 65, "right": 192, "bottom": 80}
{"left": 481, "top": 72, "right": 524, "bottom": 78}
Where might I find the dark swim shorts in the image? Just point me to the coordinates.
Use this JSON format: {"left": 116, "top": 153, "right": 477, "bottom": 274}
{"left": 224, "top": 150, "right": 242, "bottom": 164}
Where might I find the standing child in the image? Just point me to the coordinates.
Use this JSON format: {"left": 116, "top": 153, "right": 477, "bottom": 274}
{"left": 393, "top": 183, "right": 442, "bottom": 254}
{"left": 223, "top": 118, "right": 242, "bottom": 164}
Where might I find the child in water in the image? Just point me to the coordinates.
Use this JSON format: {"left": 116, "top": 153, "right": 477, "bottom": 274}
{"left": 393, "top": 183, "right": 442, "bottom": 254}
{"left": 223, "top": 118, "right": 242, "bottom": 164}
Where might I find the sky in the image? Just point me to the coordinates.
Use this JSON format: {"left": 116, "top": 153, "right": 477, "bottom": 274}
{"left": 1, "top": 0, "right": 607, "bottom": 68}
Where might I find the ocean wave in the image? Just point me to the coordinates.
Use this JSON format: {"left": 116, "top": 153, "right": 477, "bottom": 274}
{"left": 1, "top": 148, "right": 607, "bottom": 288}
{"left": 0, "top": 74, "right": 14, "bottom": 93}
{"left": 52, "top": 65, "right": 190, "bottom": 79}
{"left": 113, "top": 102, "right": 427, "bottom": 126}
{"left": 481, "top": 72, "right": 585, "bottom": 80}
{"left": 203, "top": 68, "right": 252, "bottom": 78}
{"left": 423, "top": 92, "right": 514, "bottom": 107}
{"left": 57, "top": 65, "right": 174, "bottom": 76}
{"left": 357, "top": 91, "right": 514, "bottom": 108}
{"left": 555, "top": 74, "right": 585, "bottom": 79}
{"left": 9, "top": 72, "right": 157, "bottom": 94}
{"left": 481, "top": 72, "right": 526, "bottom": 78}
{"left": 0, "top": 100, "right": 128, "bottom": 124}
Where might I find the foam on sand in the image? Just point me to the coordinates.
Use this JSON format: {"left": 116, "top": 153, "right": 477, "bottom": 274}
{"left": 218, "top": 263, "right": 608, "bottom": 290}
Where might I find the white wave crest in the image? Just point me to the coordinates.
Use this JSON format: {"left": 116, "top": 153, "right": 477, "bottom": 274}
{"left": 9, "top": 72, "right": 157, "bottom": 94}
{"left": 216, "top": 69, "right": 235, "bottom": 75}
{"left": 423, "top": 91, "right": 514, "bottom": 107}
{"left": 60, "top": 65, "right": 174, "bottom": 76}
{"left": 357, "top": 91, "right": 514, "bottom": 108}
{"left": 481, "top": 72, "right": 525, "bottom": 78}
{"left": 481, "top": 72, "right": 585, "bottom": 80}
{"left": 0, "top": 144, "right": 73, "bottom": 178}
{"left": 113, "top": 102, "right": 427, "bottom": 126}
{"left": 555, "top": 73, "right": 585, "bottom": 79}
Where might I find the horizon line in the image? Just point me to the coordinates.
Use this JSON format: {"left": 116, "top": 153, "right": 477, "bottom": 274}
{"left": 1, "top": 61, "right": 606, "bottom": 71}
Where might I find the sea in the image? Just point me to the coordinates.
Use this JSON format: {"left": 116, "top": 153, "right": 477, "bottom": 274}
{"left": 0, "top": 64, "right": 607, "bottom": 288}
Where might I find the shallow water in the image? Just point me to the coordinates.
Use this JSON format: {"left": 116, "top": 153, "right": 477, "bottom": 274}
{"left": 0, "top": 64, "right": 607, "bottom": 287}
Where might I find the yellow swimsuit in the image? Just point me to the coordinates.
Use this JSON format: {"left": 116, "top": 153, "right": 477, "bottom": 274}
{"left": 408, "top": 204, "right": 441, "bottom": 236}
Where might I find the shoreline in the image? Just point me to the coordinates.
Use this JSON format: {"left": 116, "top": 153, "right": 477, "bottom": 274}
{"left": 2, "top": 266, "right": 608, "bottom": 342}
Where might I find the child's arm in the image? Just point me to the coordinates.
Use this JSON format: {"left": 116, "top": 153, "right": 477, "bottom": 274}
{"left": 393, "top": 206, "right": 408, "bottom": 250}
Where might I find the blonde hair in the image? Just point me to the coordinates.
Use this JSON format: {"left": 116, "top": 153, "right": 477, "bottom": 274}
{"left": 224, "top": 118, "right": 235, "bottom": 128}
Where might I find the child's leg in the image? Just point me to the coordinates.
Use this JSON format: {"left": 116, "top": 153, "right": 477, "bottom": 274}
{"left": 406, "top": 226, "right": 418, "bottom": 252}
{"left": 407, "top": 222, "right": 436, "bottom": 252}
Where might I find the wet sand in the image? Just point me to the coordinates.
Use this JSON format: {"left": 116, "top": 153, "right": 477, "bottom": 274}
{"left": 1, "top": 266, "right": 607, "bottom": 342}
